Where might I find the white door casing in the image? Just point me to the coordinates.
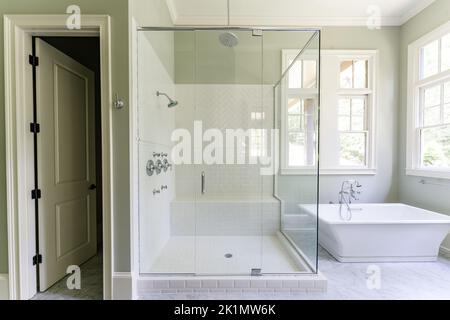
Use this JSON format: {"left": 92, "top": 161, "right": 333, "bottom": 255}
{"left": 35, "top": 39, "right": 97, "bottom": 291}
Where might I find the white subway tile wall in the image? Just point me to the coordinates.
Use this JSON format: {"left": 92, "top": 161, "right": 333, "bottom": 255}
{"left": 137, "top": 275, "right": 327, "bottom": 295}
{"left": 170, "top": 199, "right": 280, "bottom": 236}
{"left": 174, "top": 84, "right": 274, "bottom": 199}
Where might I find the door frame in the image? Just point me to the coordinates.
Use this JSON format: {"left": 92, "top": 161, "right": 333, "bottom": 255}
{"left": 4, "top": 15, "right": 113, "bottom": 300}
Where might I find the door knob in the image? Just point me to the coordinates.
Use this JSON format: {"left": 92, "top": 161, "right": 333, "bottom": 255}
{"left": 89, "top": 184, "right": 97, "bottom": 190}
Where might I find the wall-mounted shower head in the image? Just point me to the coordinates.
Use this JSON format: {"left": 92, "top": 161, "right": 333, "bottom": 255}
{"left": 219, "top": 32, "right": 239, "bottom": 48}
{"left": 156, "top": 91, "right": 178, "bottom": 108}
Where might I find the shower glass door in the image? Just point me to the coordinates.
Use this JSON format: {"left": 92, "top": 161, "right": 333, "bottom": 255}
{"left": 193, "top": 30, "right": 264, "bottom": 275}
{"left": 271, "top": 30, "right": 320, "bottom": 273}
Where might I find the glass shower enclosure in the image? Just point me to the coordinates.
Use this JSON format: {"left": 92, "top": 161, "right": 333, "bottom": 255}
{"left": 137, "top": 27, "right": 320, "bottom": 276}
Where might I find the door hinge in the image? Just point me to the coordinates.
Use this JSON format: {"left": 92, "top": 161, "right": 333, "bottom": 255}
{"left": 31, "top": 189, "right": 41, "bottom": 200}
{"left": 29, "top": 54, "right": 39, "bottom": 67}
{"left": 33, "top": 254, "right": 42, "bottom": 266}
{"left": 30, "top": 122, "right": 40, "bottom": 133}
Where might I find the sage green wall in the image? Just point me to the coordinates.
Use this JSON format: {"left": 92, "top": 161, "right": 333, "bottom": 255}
{"left": 0, "top": 0, "right": 130, "bottom": 273}
{"left": 174, "top": 27, "right": 401, "bottom": 205}
{"left": 398, "top": 0, "right": 450, "bottom": 249}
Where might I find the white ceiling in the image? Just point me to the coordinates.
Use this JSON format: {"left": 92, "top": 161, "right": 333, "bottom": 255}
{"left": 166, "top": 0, "right": 436, "bottom": 26}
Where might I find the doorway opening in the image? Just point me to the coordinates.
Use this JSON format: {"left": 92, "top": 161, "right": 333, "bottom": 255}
{"left": 30, "top": 36, "right": 103, "bottom": 300}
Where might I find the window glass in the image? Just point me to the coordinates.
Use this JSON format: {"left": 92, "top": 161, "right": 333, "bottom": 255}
{"left": 424, "top": 85, "right": 441, "bottom": 107}
{"left": 353, "top": 60, "right": 368, "bottom": 89}
{"left": 340, "top": 133, "right": 366, "bottom": 166}
{"left": 340, "top": 61, "right": 353, "bottom": 89}
{"left": 441, "top": 33, "right": 450, "bottom": 72}
{"left": 444, "top": 81, "right": 450, "bottom": 104}
{"left": 444, "top": 82, "right": 450, "bottom": 123}
{"left": 288, "top": 132, "right": 306, "bottom": 166}
{"left": 288, "top": 60, "right": 301, "bottom": 89}
{"left": 421, "top": 125, "right": 450, "bottom": 168}
{"left": 340, "top": 60, "right": 368, "bottom": 89}
{"left": 288, "top": 98, "right": 302, "bottom": 114}
{"left": 288, "top": 115, "right": 303, "bottom": 131}
{"left": 424, "top": 106, "right": 441, "bottom": 126}
{"left": 421, "top": 40, "right": 439, "bottom": 79}
{"left": 303, "top": 60, "right": 317, "bottom": 89}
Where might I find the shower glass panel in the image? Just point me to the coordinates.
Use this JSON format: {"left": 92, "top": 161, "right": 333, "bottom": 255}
{"left": 272, "top": 31, "right": 320, "bottom": 272}
{"left": 137, "top": 27, "right": 320, "bottom": 276}
{"left": 137, "top": 30, "right": 196, "bottom": 274}
{"left": 193, "top": 30, "right": 264, "bottom": 275}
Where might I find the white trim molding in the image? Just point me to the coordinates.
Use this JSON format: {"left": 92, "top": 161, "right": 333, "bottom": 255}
{"left": 112, "top": 272, "right": 133, "bottom": 300}
{"left": 406, "top": 21, "right": 450, "bottom": 180}
{"left": 400, "top": 0, "right": 436, "bottom": 25}
{"left": 0, "top": 274, "right": 8, "bottom": 300}
{"left": 128, "top": 16, "right": 140, "bottom": 302}
{"left": 174, "top": 15, "right": 403, "bottom": 27}
{"left": 4, "top": 14, "right": 113, "bottom": 300}
{"left": 166, "top": 1, "right": 436, "bottom": 27}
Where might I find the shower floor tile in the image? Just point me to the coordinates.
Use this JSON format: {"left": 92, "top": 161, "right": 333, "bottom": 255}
{"left": 149, "top": 236, "right": 307, "bottom": 274}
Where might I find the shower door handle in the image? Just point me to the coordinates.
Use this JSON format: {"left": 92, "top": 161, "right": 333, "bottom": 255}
{"left": 201, "top": 171, "right": 206, "bottom": 195}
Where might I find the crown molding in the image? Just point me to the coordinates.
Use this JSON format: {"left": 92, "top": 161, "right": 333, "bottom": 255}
{"left": 400, "top": 0, "right": 436, "bottom": 25}
{"left": 166, "top": 0, "right": 436, "bottom": 27}
{"left": 173, "top": 15, "right": 403, "bottom": 27}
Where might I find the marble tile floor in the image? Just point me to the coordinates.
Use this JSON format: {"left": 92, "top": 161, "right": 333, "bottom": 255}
{"left": 140, "top": 247, "right": 450, "bottom": 300}
{"left": 29, "top": 246, "right": 450, "bottom": 300}
{"left": 32, "top": 250, "right": 103, "bottom": 300}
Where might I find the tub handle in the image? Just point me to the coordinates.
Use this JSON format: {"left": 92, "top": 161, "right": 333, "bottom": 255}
{"left": 201, "top": 171, "right": 206, "bottom": 195}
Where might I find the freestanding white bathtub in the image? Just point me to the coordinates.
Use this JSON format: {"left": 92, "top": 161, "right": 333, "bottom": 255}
{"left": 301, "top": 204, "right": 450, "bottom": 262}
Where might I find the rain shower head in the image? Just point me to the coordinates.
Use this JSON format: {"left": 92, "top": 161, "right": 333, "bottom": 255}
{"left": 219, "top": 32, "right": 239, "bottom": 48}
{"left": 156, "top": 91, "right": 178, "bottom": 108}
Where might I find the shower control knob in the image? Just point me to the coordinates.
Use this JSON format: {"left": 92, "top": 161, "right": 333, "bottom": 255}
{"left": 161, "top": 153, "right": 168, "bottom": 157}
{"left": 161, "top": 185, "right": 168, "bottom": 191}
{"left": 153, "top": 152, "right": 161, "bottom": 158}
{"left": 162, "top": 159, "right": 170, "bottom": 172}
{"left": 146, "top": 160, "right": 156, "bottom": 176}
{"left": 153, "top": 189, "right": 161, "bottom": 196}
{"left": 156, "top": 160, "right": 163, "bottom": 174}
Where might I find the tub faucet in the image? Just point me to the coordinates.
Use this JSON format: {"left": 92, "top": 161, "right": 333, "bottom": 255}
{"left": 339, "top": 180, "right": 362, "bottom": 221}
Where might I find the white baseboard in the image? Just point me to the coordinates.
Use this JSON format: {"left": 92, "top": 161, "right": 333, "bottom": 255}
{"left": 0, "top": 274, "right": 9, "bottom": 300}
{"left": 112, "top": 272, "right": 133, "bottom": 300}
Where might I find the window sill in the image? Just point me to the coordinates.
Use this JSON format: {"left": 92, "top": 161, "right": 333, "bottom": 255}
{"left": 406, "top": 168, "right": 450, "bottom": 180}
{"left": 280, "top": 168, "right": 377, "bottom": 176}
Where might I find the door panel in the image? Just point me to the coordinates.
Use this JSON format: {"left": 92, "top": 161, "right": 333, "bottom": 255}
{"left": 54, "top": 64, "right": 88, "bottom": 184}
{"left": 55, "top": 197, "right": 89, "bottom": 258}
{"left": 36, "top": 39, "right": 97, "bottom": 291}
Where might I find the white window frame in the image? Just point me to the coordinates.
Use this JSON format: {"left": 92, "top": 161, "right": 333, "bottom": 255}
{"left": 280, "top": 50, "right": 319, "bottom": 174}
{"left": 406, "top": 21, "right": 450, "bottom": 179}
{"left": 280, "top": 49, "right": 378, "bottom": 175}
